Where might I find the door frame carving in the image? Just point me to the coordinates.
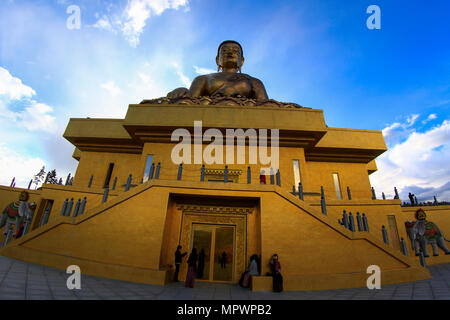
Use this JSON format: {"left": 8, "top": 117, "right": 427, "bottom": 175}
{"left": 177, "top": 205, "right": 251, "bottom": 283}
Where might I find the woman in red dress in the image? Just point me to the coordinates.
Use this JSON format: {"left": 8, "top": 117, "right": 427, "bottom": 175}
{"left": 185, "top": 248, "right": 198, "bottom": 288}
{"left": 269, "top": 254, "right": 283, "bottom": 292}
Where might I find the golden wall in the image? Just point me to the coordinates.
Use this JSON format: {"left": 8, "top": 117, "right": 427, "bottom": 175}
{"left": 0, "top": 103, "right": 448, "bottom": 291}
{"left": 74, "top": 151, "right": 142, "bottom": 189}
{"left": 0, "top": 180, "right": 439, "bottom": 290}
{"left": 72, "top": 144, "right": 374, "bottom": 201}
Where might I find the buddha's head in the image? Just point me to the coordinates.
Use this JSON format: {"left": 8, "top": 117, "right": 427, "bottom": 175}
{"left": 216, "top": 40, "right": 244, "bottom": 72}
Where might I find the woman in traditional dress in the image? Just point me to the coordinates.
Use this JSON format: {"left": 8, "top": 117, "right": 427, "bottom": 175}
{"left": 242, "top": 254, "right": 260, "bottom": 288}
{"left": 185, "top": 248, "right": 198, "bottom": 288}
{"left": 269, "top": 254, "right": 283, "bottom": 292}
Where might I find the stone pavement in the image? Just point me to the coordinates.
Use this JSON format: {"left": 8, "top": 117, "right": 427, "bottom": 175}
{"left": 0, "top": 255, "right": 449, "bottom": 300}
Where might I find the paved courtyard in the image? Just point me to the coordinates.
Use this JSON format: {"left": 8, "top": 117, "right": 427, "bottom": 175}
{"left": 0, "top": 255, "right": 449, "bottom": 300}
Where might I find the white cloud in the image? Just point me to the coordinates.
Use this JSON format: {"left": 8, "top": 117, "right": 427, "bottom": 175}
{"left": 381, "top": 114, "right": 422, "bottom": 146}
{"left": 0, "top": 68, "right": 57, "bottom": 133}
{"left": 0, "top": 67, "right": 36, "bottom": 100}
{"left": 0, "top": 4, "right": 194, "bottom": 186}
{"left": 0, "top": 100, "right": 58, "bottom": 133}
{"left": 406, "top": 114, "right": 419, "bottom": 126}
{"left": 194, "top": 65, "right": 216, "bottom": 75}
{"left": 0, "top": 143, "right": 46, "bottom": 189}
{"left": 371, "top": 118, "right": 450, "bottom": 201}
{"left": 93, "top": 15, "right": 115, "bottom": 33}
{"left": 0, "top": 99, "right": 18, "bottom": 121}
{"left": 382, "top": 122, "right": 401, "bottom": 139}
{"left": 101, "top": 81, "right": 122, "bottom": 97}
{"left": 422, "top": 113, "right": 437, "bottom": 124}
{"left": 388, "top": 120, "right": 449, "bottom": 171}
{"left": 171, "top": 62, "right": 191, "bottom": 87}
{"left": 121, "top": 0, "right": 151, "bottom": 47}
{"left": 19, "top": 101, "right": 57, "bottom": 133}
{"left": 94, "top": 0, "right": 190, "bottom": 48}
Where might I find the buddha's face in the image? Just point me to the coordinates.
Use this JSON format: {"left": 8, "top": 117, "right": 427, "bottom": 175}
{"left": 216, "top": 42, "right": 244, "bottom": 71}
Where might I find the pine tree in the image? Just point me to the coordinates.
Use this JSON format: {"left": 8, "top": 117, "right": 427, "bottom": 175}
{"left": 33, "top": 166, "right": 46, "bottom": 189}
{"left": 47, "top": 169, "right": 58, "bottom": 184}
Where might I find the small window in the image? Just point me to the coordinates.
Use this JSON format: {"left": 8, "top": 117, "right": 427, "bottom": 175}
{"left": 387, "top": 215, "right": 401, "bottom": 250}
{"left": 36, "top": 200, "right": 53, "bottom": 228}
{"left": 104, "top": 163, "right": 114, "bottom": 188}
{"left": 293, "top": 160, "right": 301, "bottom": 191}
{"left": 332, "top": 173, "right": 342, "bottom": 200}
{"left": 143, "top": 155, "right": 153, "bottom": 182}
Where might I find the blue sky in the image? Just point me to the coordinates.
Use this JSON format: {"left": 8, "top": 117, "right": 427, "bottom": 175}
{"left": 0, "top": 0, "right": 449, "bottom": 201}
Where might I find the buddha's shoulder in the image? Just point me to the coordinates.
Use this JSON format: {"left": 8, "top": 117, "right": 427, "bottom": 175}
{"left": 192, "top": 73, "right": 219, "bottom": 83}
{"left": 196, "top": 72, "right": 221, "bottom": 78}
{"left": 241, "top": 74, "right": 265, "bottom": 87}
{"left": 225, "top": 73, "right": 263, "bottom": 82}
{"left": 194, "top": 72, "right": 264, "bottom": 83}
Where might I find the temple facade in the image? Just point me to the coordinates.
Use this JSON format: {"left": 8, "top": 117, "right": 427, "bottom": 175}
{"left": 0, "top": 100, "right": 449, "bottom": 291}
{"left": 1, "top": 39, "right": 449, "bottom": 290}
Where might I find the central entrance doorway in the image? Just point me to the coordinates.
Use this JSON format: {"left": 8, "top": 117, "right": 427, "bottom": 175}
{"left": 191, "top": 224, "right": 235, "bottom": 282}
{"left": 177, "top": 204, "right": 250, "bottom": 284}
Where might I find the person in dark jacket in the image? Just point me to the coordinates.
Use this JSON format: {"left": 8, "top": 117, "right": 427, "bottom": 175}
{"left": 269, "top": 254, "right": 283, "bottom": 292}
{"left": 197, "top": 249, "right": 206, "bottom": 279}
{"left": 220, "top": 251, "right": 227, "bottom": 269}
{"left": 174, "top": 245, "right": 187, "bottom": 282}
{"left": 185, "top": 248, "right": 198, "bottom": 288}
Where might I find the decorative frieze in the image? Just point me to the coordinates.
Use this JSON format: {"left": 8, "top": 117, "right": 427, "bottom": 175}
{"left": 177, "top": 204, "right": 253, "bottom": 215}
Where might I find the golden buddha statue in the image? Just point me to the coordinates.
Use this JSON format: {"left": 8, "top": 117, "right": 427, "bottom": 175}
{"left": 167, "top": 40, "right": 269, "bottom": 101}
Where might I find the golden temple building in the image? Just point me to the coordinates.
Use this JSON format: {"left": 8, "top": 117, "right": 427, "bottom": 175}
{"left": 0, "top": 41, "right": 449, "bottom": 291}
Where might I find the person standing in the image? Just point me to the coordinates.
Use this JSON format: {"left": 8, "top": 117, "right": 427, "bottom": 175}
{"left": 269, "top": 254, "right": 283, "bottom": 292}
{"left": 185, "top": 248, "right": 198, "bottom": 288}
{"left": 197, "top": 249, "right": 206, "bottom": 279}
{"left": 174, "top": 245, "right": 187, "bottom": 282}
{"left": 259, "top": 171, "right": 266, "bottom": 184}
{"left": 220, "top": 252, "right": 227, "bottom": 269}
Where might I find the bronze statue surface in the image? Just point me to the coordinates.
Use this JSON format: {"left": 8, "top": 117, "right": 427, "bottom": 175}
{"left": 141, "top": 40, "right": 306, "bottom": 108}
{"left": 167, "top": 40, "right": 268, "bottom": 101}
{"left": 139, "top": 95, "right": 306, "bottom": 109}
